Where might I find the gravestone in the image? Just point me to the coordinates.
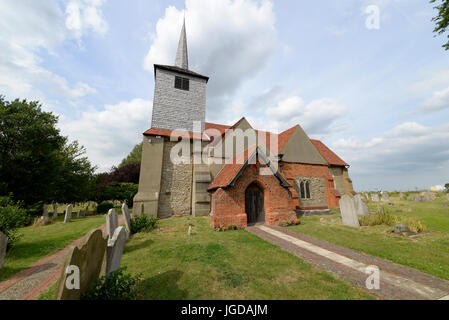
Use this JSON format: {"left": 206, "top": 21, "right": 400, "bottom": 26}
{"left": 77, "top": 210, "right": 81, "bottom": 218}
{"left": 43, "top": 204, "right": 49, "bottom": 219}
{"left": 363, "top": 193, "right": 370, "bottom": 201}
{"left": 105, "top": 227, "right": 127, "bottom": 275}
{"left": 399, "top": 192, "right": 405, "bottom": 200}
{"left": 106, "top": 209, "right": 119, "bottom": 240}
{"left": 394, "top": 224, "right": 412, "bottom": 235}
{"left": 55, "top": 229, "right": 107, "bottom": 300}
{"left": 354, "top": 194, "right": 369, "bottom": 216}
{"left": 0, "top": 231, "right": 8, "bottom": 269}
{"left": 371, "top": 193, "right": 379, "bottom": 202}
{"left": 121, "top": 203, "right": 132, "bottom": 237}
{"left": 446, "top": 194, "right": 449, "bottom": 201}
{"left": 339, "top": 195, "right": 360, "bottom": 228}
{"left": 64, "top": 204, "right": 72, "bottom": 223}
{"left": 53, "top": 203, "right": 58, "bottom": 219}
{"left": 443, "top": 203, "right": 448, "bottom": 207}
{"left": 381, "top": 192, "right": 390, "bottom": 203}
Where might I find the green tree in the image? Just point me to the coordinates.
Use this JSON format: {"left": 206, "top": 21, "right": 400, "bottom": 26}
{"left": 119, "top": 143, "right": 142, "bottom": 167}
{"left": 0, "top": 97, "right": 96, "bottom": 207}
{"left": 431, "top": 0, "right": 449, "bottom": 50}
{"left": 445, "top": 183, "right": 449, "bottom": 192}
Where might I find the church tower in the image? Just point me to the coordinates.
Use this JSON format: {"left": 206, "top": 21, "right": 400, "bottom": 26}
{"left": 150, "top": 16, "right": 209, "bottom": 133}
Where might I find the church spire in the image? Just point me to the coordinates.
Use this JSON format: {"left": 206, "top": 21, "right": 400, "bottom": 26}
{"left": 174, "top": 12, "right": 189, "bottom": 70}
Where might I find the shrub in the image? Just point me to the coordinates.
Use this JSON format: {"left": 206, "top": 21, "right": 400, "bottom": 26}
{"left": 130, "top": 215, "right": 158, "bottom": 234}
{"left": 359, "top": 209, "right": 398, "bottom": 227}
{"left": 0, "top": 195, "right": 30, "bottom": 249}
{"left": 81, "top": 268, "right": 142, "bottom": 300}
{"left": 402, "top": 217, "right": 428, "bottom": 233}
{"left": 97, "top": 202, "right": 114, "bottom": 214}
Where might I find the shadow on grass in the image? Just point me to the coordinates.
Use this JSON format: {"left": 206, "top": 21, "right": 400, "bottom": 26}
{"left": 139, "top": 270, "right": 187, "bottom": 300}
{"left": 124, "top": 239, "right": 154, "bottom": 253}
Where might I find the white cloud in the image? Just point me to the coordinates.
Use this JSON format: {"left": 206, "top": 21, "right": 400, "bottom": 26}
{"left": 144, "top": 0, "right": 277, "bottom": 100}
{"left": 333, "top": 122, "right": 449, "bottom": 178}
{"left": 61, "top": 99, "right": 153, "bottom": 171}
{"left": 422, "top": 86, "right": 449, "bottom": 112}
{"left": 65, "top": 0, "right": 109, "bottom": 41}
{"left": 0, "top": 0, "right": 105, "bottom": 102}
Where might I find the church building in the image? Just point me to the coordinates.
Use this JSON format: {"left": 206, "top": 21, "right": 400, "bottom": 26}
{"left": 134, "top": 18, "right": 355, "bottom": 227}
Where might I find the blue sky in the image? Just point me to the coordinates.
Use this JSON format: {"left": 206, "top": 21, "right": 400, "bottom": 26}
{"left": 1, "top": 0, "right": 449, "bottom": 191}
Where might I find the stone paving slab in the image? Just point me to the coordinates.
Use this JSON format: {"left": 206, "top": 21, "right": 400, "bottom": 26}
{"left": 248, "top": 226, "right": 449, "bottom": 300}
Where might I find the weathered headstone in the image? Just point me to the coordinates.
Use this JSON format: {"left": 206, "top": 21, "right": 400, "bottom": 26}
{"left": 0, "top": 231, "right": 8, "bottom": 269}
{"left": 399, "top": 192, "right": 405, "bottom": 200}
{"left": 121, "top": 203, "right": 132, "bottom": 237}
{"left": 371, "top": 193, "right": 380, "bottom": 202}
{"left": 106, "top": 209, "right": 119, "bottom": 240}
{"left": 339, "top": 195, "right": 360, "bottom": 228}
{"left": 105, "top": 227, "right": 127, "bottom": 275}
{"left": 394, "top": 224, "right": 412, "bottom": 235}
{"left": 381, "top": 192, "right": 390, "bottom": 203}
{"left": 64, "top": 204, "right": 72, "bottom": 223}
{"left": 363, "top": 193, "right": 370, "bottom": 201}
{"left": 77, "top": 210, "right": 81, "bottom": 218}
{"left": 354, "top": 194, "right": 369, "bottom": 216}
{"left": 55, "top": 229, "right": 107, "bottom": 300}
{"left": 446, "top": 194, "right": 449, "bottom": 201}
{"left": 42, "top": 204, "right": 49, "bottom": 219}
{"left": 53, "top": 203, "right": 58, "bottom": 219}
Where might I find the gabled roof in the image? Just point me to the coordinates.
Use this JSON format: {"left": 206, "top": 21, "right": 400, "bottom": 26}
{"left": 310, "top": 140, "right": 349, "bottom": 167}
{"left": 208, "top": 146, "right": 291, "bottom": 191}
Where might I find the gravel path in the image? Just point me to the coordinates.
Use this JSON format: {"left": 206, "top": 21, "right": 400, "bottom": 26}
{"left": 248, "top": 225, "right": 449, "bottom": 300}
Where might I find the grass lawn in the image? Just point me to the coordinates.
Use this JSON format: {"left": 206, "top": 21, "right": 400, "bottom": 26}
{"left": 287, "top": 194, "right": 449, "bottom": 280}
{"left": 113, "top": 217, "right": 373, "bottom": 300}
{"left": 0, "top": 214, "right": 106, "bottom": 282}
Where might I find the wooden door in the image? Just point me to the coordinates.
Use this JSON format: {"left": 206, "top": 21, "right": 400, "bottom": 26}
{"left": 245, "top": 183, "right": 265, "bottom": 225}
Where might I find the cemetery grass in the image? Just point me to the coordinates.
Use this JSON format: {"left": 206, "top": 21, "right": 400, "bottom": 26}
{"left": 0, "top": 214, "right": 106, "bottom": 282}
{"left": 115, "top": 217, "right": 374, "bottom": 300}
{"left": 288, "top": 195, "right": 449, "bottom": 280}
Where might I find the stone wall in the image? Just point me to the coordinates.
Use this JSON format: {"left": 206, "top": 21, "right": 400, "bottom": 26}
{"left": 342, "top": 168, "right": 355, "bottom": 195}
{"left": 151, "top": 68, "right": 207, "bottom": 132}
{"left": 329, "top": 166, "right": 345, "bottom": 195}
{"left": 281, "top": 163, "right": 330, "bottom": 209}
{"left": 158, "top": 140, "right": 193, "bottom": 218}
{"left": 294, "top": 176, "right": 327, "bottom": 208}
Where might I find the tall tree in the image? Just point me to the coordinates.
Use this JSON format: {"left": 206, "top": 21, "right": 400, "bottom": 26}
{"left": 0, "top": 97, "right": 96, "bottom": 207}
{"left": 431, "top": 0, "right": 449, "bottom": 50}
{"left": 119, "top": 143, "right": 142, "bottom": 167}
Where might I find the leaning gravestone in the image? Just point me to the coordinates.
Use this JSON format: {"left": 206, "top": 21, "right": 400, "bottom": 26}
{"left": 55, "top": 229, "right": 107, "bottom": 300}
{"left": 371, "top": 193, "right": 380, "bottom": 202}
{"left": 0, "top": 231, "right": 8, "bottom": 269}
{"left": 106, "top": 209, "right": 119, "bottom": 240}
{"left": 354, "top": 194, "right": 369, "bottom": 216}
{"left": 105, "top": 227, "right": 127, "bottom": 275}
{"left": 381, "top": 192, "right": 390, "bottom": 203}
{"left": 64, "top": 204, "right": 73, "bottom": 223}
{"left": 53, "top": 203, "right": 58, "bottom": 219}
{"left": 339, "top": 195, "right": 360, "bottom": 228}
{"left": 121, "top": 203, "right": 132, "bottom": 237}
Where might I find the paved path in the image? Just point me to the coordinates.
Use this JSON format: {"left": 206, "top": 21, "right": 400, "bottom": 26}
{"left": 248, "top": 225, "right": 449, "bottom": 300}
{"left": 0, "top": 216, "right": 124, "bottom": 300}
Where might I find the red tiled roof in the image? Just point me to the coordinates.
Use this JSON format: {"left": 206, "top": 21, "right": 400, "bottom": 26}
{"left": 143, "top": 128, "right": 209, "bottom": 141}
{"left": 277, "top": 125, "right": 298, "bottom": 153}
{"left": 310, "top": 140, "right": 348, "bottom": 167}
{"left": 208, "top": 145, "right": 257, "bottom": 191}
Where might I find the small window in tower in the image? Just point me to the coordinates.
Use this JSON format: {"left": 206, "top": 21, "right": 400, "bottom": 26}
{"left": 175, "top": 76, "right": 190, "bottom": 91}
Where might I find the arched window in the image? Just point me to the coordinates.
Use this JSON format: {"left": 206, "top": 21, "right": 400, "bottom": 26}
{"left": 300, "top": 181, "right": 305, "bottom": 199}
{"left": 305, "top": 181, "right": 311, "bottom": 199}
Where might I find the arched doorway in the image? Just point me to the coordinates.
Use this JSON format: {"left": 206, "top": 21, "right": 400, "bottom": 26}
{"left": 245, "top": 183, "right": 265, "bottom": 226}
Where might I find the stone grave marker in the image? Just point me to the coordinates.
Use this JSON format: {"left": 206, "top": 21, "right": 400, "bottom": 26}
{"left": 105, "top": 227, "right": 127, "bottom": 275}
{"left": 381, "top": 192, "right": 390, "bottom": 202}
{"left": 77, "top": 210, "right": 81, "bottom": 218}
{"left": 371, "top": 193, "right": 380, "bottom": 202}
{"left": 339, "top": 195, "right": 360, "bottom": 228}
{"left": 64, "top": 204, "right": 72, "bottom": 223}
{"left": 53, "top": 203, "right": 58, "bottom": 219}
{"left": 55, "top": 229, "right": 107, "bottom": 300}
{"left": 399, "top": 192, "right": 405, "bottom": 200}
{"left": 43, "top": 204, "right": 49, "bottom": 219}
{"left": 354, "top": 194, "right": 369, "bottom": 216}
{"left": 106, "top": 209, "right": 119, "bottom": 240}
{"left": 121, "top": 203, "right": 132, "bottom": 237}
{"left": 0, "top": 231, "right": 8, "bottom": 269}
